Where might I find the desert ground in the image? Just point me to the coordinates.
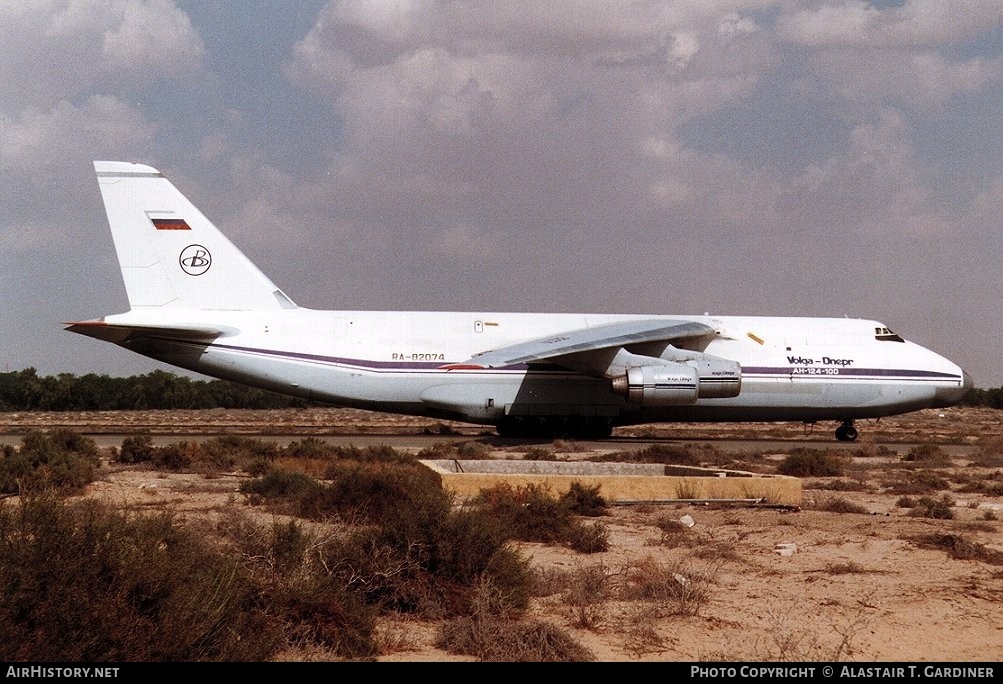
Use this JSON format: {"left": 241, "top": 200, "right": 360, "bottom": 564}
{"left": 2, "top": 406, "right": 1001, "bottom": 663}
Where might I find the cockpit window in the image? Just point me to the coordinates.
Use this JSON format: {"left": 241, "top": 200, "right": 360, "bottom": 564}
{"left": 875, "top": 326, "right": 904, "bottom": 342}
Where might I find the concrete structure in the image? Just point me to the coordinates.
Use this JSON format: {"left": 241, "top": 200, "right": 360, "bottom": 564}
{"left": 420, "top": 459, "right": 802, "bottom": 507}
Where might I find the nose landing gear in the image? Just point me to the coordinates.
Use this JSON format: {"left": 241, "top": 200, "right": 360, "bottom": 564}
{"left": 835, "top": 420, "right": 858, "bottom": 442}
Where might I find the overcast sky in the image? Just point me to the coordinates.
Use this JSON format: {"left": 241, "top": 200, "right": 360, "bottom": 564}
{"left": 2, "top": 1, "right": 1000, "bottom": 388}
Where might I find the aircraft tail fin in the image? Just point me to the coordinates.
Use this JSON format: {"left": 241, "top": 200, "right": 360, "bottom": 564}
{"left": 93, "top": 161, "right": 296, "bottom": 311}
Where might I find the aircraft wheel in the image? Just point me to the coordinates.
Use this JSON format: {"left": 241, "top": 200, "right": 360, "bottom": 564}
{"left": 495, "top": 417, "right": 521, "bottom": 438}
{"left": 573, "top": 418, "right": 613, "bottom": 439}
{"left": 495, "top": 416, "right": 552, "bottom": 438}
{"left": 835, "top": 422, "right": 858, "bottom": 442}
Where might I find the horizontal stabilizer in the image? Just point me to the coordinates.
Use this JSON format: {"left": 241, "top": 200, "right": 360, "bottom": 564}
{"left": 64, "top": 320, "right": 231, "bottom": 345}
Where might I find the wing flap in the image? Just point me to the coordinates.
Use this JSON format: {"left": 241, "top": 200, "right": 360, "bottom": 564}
{"left": 451, "top": 319, "right": 716, "bottom": 369}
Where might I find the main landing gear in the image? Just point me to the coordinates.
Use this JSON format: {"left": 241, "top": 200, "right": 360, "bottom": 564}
{"left": 495, "top": 415, "right": 614, "bottom": 439}
{"left": 835, "top": 419, "right": 858, "bottom": 442}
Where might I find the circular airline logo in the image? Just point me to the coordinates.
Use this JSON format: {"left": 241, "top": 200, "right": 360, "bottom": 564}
{"left": 179, "top": 244, "right": 212, "bottom": 276}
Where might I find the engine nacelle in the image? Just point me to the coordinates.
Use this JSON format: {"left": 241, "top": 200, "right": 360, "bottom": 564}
{"left": 682, "top": 354, "right": 742, "bottom": 399}
{"left": 610, "top": 363, "right": 699, "bottom": 406}
{"left": 610, "top": 355, "right": 742, "bottom": 406}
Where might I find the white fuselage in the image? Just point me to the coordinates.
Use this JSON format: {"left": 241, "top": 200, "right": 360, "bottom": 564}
{"left": 102, "top": 308, "right": 970, "bottom": 426}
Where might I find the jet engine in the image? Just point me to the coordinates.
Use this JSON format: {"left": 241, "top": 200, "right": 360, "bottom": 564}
{"left": 611, "top": 364, "right": 699, "bottom": 405}
{"left": 610, "top": 354, "right": 741, "bottom": 406}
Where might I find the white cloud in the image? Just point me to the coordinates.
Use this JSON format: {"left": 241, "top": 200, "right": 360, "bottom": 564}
{"left": 0, "top": 96, "right": 156, "bottom": 176}
{"left": 778, "top": 0, "right": 1000, "bottom": 47}
{"left": 101, "top": 0, "right": 204, "bottom": 74}
{"left": 807, "top": 48, "right": 1000, "bottom": 107}
{"left": 285, "top": 1, "right": 776, "bottom": 217}
{"left": 779, "top": 108, "right": 955, "bottom": 239}
{"left": 0, "top": 0, "right": 204, "bottom": 109}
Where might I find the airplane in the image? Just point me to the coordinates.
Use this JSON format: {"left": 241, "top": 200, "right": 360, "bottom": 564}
{"left": 67, "top": 161, "right": 973, "bottom": 441}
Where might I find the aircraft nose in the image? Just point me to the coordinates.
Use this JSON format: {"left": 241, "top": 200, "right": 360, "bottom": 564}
{"left": 932, "top": 370, "right": 973, "bottom": 408}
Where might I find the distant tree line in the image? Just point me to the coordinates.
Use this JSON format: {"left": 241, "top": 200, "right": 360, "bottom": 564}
{"left": 0, "top": 368, "right": 314, "bottom": 411}
{"left": 961, "top": 386, "right": 1003, "bottom": 409}
{"left": 0, "top": 367, "right": 999, "bottom": 411}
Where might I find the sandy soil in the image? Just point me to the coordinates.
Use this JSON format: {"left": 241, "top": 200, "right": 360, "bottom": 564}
{"left": 2, "top": 406, "right": 1001, "bottom": 662}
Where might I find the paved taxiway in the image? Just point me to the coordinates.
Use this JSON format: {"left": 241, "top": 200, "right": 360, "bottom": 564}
{"left": 0, "top": 432, "right": 977, "bottom": 457}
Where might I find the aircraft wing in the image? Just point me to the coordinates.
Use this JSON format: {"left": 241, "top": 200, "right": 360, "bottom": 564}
{"left": 64, "top": 320, "right": 231, "bottom": 345}
{"left": 447, "top": 318, "right": 716, "bottom": 369}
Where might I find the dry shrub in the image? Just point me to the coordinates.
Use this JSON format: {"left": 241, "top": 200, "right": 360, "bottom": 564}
{"left": 777, "top": 449, "right": 847, "bottom": 477}
{"left": 120, "top": 435, "right": 282, "bottom": 473}
{"left": 532, "top": 566, "right": 572, "bottom": 598}
{"left": 754, "top": 603, "right": 866, "bottom": 662}
{"left": 823, "top": 561, "right": 869, "bottom": 574}
{"left": 850, "top": 444, "right": 898, "bottom": 458}
{"left": 563, "top": 561, "right": 616, "bottom": 629}
{"left": 902, "top": 444, "right": 951, "bottom": 464}
{"left": 436, "top": 580, "right": 595, "bottom": 661}
{"left": 415, "top": 441, "right": 459, "bottom": 459}
{"left": 0, "top": 495, "right": 280, "bottom": 661}
{"left": 416, "top": 440, "right": 491, "bottom": 460}
{"left": 1, "top": 430, "right": 101, "bottom": 495}
{"left": 912, "top": 533, "right": 1003, "bottom": 565}
{"left": 598, "top": 443, "right": 709, "bottom": 466}
{"left": 883, "top": 470, "right": 950, "bottom": 495}
{"left": 812, "top": 478, "right": 875, "bottom": 492}
{"left": 620, "top": 602, "right": 666, "bottom": 656}
{"left": 564, "top": 520, "right": 610, "bottom": 553}
{"left": 623, "top": 557, "right": 713, "bottom": 617}
{"left": 562, "top": 481, "right": 608, "bottom": 517}
{"left": 815, "top": 496, "right": 869, "bottom": 514}
{"left": 653, "top": 514, "right": 694, "bottom": 546}
{"left": 955, "top": 471, "right": 1003, "bottom": 496}
{"left": 470, "top": 481, "right": 609, "bottom": 552}
{"left": 436, "top": 616, "right": 595, "bottom": 662}
{"left": 970, "top": 436, "right": 1003, "bottom": 467}
{"left": 523, "top": 447, "right": 558, "bottom": 460}
{"left": 906, "top": 494, "right": 956, "bottom": 519}
{"left": 375, "top": 618, "right": 422, "bottom": 655}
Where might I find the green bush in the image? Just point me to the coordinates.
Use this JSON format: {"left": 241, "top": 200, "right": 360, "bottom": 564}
{"left": 242, "top": 461, "right": 534, "bottom": 621}
{"left": 240, "top": 469, "right": 324, "bottom": 514}
{"left": 118, "top": 434, "right": 155, "bottom": 464}
{"left": 318, "top": 460, "right": 449, "bottom": 527}
{"left": 0, "top": 496, "right": 280, "bottom": 661}
{"left": 560, "top": 481, "right": 608, "bottom": 517}
{"left": 0, "top": 430, "right": 100, "bottom": 494}
{"left": 150, "top": 441, "right": 193, "bottom": 471}
{"left": 200, "top": 435, "right": 280, "bottom": 469}
{"left": 470, "top": 482, "right": 609, "bottom": 553}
